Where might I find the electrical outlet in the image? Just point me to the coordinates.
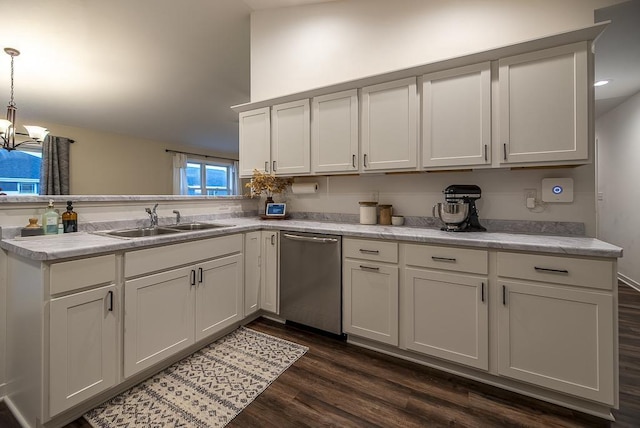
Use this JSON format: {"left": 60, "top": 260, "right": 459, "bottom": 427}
{"left": 524, "top": 189, "right": 537, "bottom": 207}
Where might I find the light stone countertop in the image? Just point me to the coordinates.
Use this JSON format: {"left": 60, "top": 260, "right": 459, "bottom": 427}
{"left": 0, "top": 217, "right": 623, "bottom": 261}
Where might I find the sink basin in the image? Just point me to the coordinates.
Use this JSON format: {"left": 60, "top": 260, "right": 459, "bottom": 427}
{"left": 165, "top": 223, "right": 231, "bottom": 231}
{"left": 105, "top": 227, "right": 182, "bottom": 238}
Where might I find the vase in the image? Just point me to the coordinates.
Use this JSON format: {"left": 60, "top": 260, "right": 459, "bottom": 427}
{"left": 264, "top": 196, "right": 274, "bottom": 214}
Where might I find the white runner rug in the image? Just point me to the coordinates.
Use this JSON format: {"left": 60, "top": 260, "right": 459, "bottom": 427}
{"left": 85, "top": 326, "right": 308, "bottom": 427}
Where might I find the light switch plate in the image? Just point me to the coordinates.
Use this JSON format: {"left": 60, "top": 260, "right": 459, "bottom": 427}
{"left": 542, "top": 178, "right": 574, "bottom": 203}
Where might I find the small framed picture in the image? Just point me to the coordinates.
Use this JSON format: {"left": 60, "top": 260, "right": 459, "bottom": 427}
{"left": 265, "top": 202, "right": 286, "bottom": 217}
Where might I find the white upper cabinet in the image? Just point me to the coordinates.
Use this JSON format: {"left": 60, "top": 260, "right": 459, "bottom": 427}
{"left": 312, "top": 90, "right": 359, "bottom": 174}
{"left": 422, "top": 62, "right": 491, "bottom": 169}
{"left": 498, "top": 42, "right": 589, "bottom": 165}
{"left": 239, "top": 107, "right": 271, "bottom": 177}
{"left": 361, "top": 77, "right": 418, "bottom": 171}
{"left": 271, "top": 99, "right": 311, "bottom": 175}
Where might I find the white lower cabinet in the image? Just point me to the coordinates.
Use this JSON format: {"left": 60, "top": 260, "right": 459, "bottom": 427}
{"left": 195, "top": 254, "right": 243, "bottom": 341}
{"left": 343, "top": 238, "right": 399, "bottom": 346}
{"left": 404, "top": 269, "right": 488, "bottom": 370}
{"left": 260, "top": 230, "right": 279, "bottom": 314}
{"left": 123, "top": 235, "right": 243, "bottom": 378}
{"left": 244, "top": 231, "right": 261, "bottom": 316}
{"left": 124, "top": 266, "right": 196, "bottom": 378}
{"left": 49, "top": 284, "right": 118, "bottom": 416}
{"left": 343, "top": 260, "right": 399, "bottom": 345}
{"left": 497, "top": 279, "right": 615, "bottom": 404}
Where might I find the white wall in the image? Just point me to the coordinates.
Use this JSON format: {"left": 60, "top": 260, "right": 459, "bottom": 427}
{"left": 250, "top": 0, "right": 623, "bottom": 101}
{"left": 596, "top": 90, "right": 640, "bottom": 286}
{"left": 37, "top": 121, "right": 238, "bottom": 195}
{"left": 289, "top": 165, "right": 596, "bottom": 234}
{"left": 249, "top": 0, "right": 623, "bottom": 236}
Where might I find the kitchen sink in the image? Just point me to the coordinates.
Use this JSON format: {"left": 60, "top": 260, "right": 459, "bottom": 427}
{"left": 165, "top": 223, "right": 231, "bottom": 231}
{"left": 105, "top": 227, "right": 182, "bottom": 238}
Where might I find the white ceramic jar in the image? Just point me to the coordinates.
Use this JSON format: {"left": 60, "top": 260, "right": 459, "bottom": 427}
{"left": 359, "top": 201, "right": 378, "bottom": 225}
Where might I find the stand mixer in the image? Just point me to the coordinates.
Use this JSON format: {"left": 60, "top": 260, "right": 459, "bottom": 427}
{"left": 433, "top": 185, "right": 487, "bottom": 232}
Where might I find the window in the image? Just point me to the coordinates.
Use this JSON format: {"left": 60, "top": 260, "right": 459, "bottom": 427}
{"left": 185, "top": 158, "right": 237, "bottom": 196}
{"left": 0, "top": 147, "right": 42, "bottom": 195}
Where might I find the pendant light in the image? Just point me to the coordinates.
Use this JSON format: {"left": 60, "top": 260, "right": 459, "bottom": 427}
{"left": 0, "top": 47, "right": 49, "bottom": 151}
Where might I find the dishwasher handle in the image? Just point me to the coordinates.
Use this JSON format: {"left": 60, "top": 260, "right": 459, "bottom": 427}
{"left": 282, "top": 233, "right": 339, "bottom": 244}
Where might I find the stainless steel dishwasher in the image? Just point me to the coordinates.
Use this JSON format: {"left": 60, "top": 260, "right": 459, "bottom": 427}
{"left": 279, "top": 231, "right": 342, "bottom": 335}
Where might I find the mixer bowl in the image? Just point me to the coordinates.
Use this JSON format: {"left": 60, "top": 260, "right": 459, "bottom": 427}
{"left": 433, "top": 202, "right": 469, "bottom": 224}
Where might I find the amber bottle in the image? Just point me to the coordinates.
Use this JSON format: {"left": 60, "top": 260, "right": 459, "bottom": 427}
{"left": 62, "top": 200, "right": 78, "bottom": 233}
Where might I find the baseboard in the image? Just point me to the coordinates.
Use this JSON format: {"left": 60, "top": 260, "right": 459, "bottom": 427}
{"left": 618, "top": 273, "right": 640, "bottom": 292}
{"left": 3, "top": 397, "right": 31, "bottom": 428}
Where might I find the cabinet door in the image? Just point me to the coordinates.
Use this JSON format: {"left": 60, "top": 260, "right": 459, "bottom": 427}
{"left": 239, "top": 107, "right": 271, "bottom": 177}
{"left": 422, "top": 63, "right": 491, "bottom": 168}
{"left": 497, "top": 280, "right": 614, "bottom": 404}
{"left": 404, "top": 269, "right": 488, "bottom": 370}
{"left": 261, "top": 231, "right": 279, "bottom": 313}
{"left": 50, "top": 284, "right": 117, "bottom": 416}
{"left": 124, "top": 267, "right": 195, "bottom": 378}
{"left": 498, "top": 42, "right": 588, "bottom": 164}
{"left": 244, "top": 231, "right": 261, "bottom": 316}
{"left": 196, "top": 254, "right": 244, "bottom": 341}
{"left": 361, "top": 77, "right": 418, "bottom": 171}
{"left": 312, "top": 90, "right": 359, "bottom": 173}
{"left": 271, "top": 99, "right": 311, "bottom": 175}
{"left": 343, "top": 260, "right": 398, "bottom": 346}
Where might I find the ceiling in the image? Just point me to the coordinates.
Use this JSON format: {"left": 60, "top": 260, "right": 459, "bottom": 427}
{"left": 0, "top": 0, "right": 636, "bottom": 156}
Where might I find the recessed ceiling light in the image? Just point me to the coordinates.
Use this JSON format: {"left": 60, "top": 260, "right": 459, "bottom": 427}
{"left": 594, "top": 80, "right": 610, "bottom": 87}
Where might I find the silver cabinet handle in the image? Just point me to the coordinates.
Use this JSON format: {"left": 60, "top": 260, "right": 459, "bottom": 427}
{"left": 534, "top": 267, "right": 569, "bottom": 274}
{"left": 484, "top": 144, "right": 488, "bottom": 162}
{"left": 503, "top": 143, "right": 507, "bottom": 160}
{"left": 502, "top": 285, "right": 507, "bottom": 305}
{"left": 481, "top": 282, "right": 485, "bottom": 303}
{"left": 431, "top": 256, "right": 456, "bottom": 263}
{"left": 190, "top": 269, "right": 196, "bottom": 286}
{"left": 282, "top": 233, "right": 338, "bottom": 244}
{"left": 272, "top": 160, "right": 277, "bottom": 172}
{"left": 360, "top": 265, "right": 380, "bottom": 272}
{"left": 264, "top": 161, "right": 269, "bottom": 173}
{"left": 271, "top": 234, "right": 275, "bottom": 245}
{"left": 363, "top": 153, "right": 368, "bottom": 168}
{"left": 352, "top": 154, "right": 356, "bottom": 168}
{"left": 198, "top": 267, "right": 203, "bottom": 284}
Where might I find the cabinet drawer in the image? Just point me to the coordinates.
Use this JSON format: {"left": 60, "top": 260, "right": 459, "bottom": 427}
{"left": 125, "top": 234, "right": 242, "bottom": 278}
{"left": 497, "top": 252, "right": 614, "bottom": 290}
{"left": 343, "top": 238, "right": 398, "bottom": 263}
{"left": 403, "top": 244, "right": 487, "bottom": 275}
{"left": 50, "top": 255, "right": 116, "bottom": 295}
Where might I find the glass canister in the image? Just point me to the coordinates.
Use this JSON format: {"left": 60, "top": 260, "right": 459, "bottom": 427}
{"left": 359, "top": 201, "right": 378, "bottom": 225}
{"left": 379, "top": 204, "right": 393, "bottom": 225}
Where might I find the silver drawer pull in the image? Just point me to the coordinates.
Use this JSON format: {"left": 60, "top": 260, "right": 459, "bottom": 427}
{"left": 360, "top": 265, "right": 380, "bottom": 272}
{"left": 432, "top": 256, "right": 456, "bottom": 262}
{"left": 534, "top": 267, "right": 569, "bottom": 274}
{"left": 359, "top": 249, "right": 379, "bottom": 254}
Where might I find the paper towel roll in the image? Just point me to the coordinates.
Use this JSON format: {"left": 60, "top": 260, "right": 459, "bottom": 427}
{"left": 291, "top": 182, "right": 318, "bottom": 194}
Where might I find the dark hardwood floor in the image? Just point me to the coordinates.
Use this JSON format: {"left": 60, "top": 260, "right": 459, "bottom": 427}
{"left": 2, "top": 283, "right": 639, "bottom": 427}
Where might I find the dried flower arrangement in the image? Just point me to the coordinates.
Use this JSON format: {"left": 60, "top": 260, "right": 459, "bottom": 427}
{"left": 245, "top": 169, "right": 293, "bottom": 198}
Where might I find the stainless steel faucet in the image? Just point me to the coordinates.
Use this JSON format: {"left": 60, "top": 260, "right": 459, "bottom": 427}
{"left": 172, "top": 210, "right": 181, "bottom": 224}
{"left": 145, "top": 204, "right": 159, "bottom": 228}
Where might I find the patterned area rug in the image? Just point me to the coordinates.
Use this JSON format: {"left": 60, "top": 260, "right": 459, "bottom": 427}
{"left": 85, "top": 326, "right": 308, "bottom": 427}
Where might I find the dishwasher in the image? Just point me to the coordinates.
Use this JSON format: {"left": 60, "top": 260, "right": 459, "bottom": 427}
{"left": 279, "top": 231, "right": 343, "bottom": 335}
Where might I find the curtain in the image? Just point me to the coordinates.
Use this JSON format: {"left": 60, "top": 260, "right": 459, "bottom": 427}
{"left": 40, "top": 135, "right": 71, "bottom": 195}
{"left": 172, "top": 152, "right": 188, "bottom": 195}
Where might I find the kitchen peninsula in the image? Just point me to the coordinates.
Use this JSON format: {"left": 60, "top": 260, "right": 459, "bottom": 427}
{"left": 0, "top": 202, "right": 622, "bottom": 427}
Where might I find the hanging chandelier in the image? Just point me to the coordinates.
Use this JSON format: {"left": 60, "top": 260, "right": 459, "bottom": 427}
{"left": 0, "top": 47, "right": 49, "bottom": 151}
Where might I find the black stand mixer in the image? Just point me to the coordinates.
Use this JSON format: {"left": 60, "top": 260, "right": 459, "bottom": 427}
{"left": 440, "top": 185, "right": 487, "bottom": 232}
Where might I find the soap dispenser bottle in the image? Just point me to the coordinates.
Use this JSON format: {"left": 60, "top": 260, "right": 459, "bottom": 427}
{"left": 42, "top": 199, "right": 60, "bottom": 235}
{"left": 62, "top": 200, "right": 78, "bottom": 233}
